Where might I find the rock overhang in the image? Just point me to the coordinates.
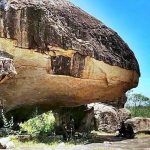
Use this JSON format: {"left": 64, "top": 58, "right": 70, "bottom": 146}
{"left": 0, "top": 0, "right": 140, "bottom": 111}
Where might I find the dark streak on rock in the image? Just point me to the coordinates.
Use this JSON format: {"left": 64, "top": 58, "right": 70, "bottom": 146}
{"left": 6, "top": 7, "right": 16, "bottom": 39}
{"left": 50, "top": 52, "right": 86, "bottom": 78}
{"left": 51, "top": 55, "right": 71, "bottom": 76}
{"left": 71, "top": 52, "right": 85, "bottom": 78}
{"left": 26, "top": 7, "right": 47, "bottom": 50}
{"left": 0, "top": 0, "right": 140, "bottom": 75}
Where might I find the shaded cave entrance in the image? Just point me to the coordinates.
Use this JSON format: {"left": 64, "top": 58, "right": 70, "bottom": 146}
{"left": 1, "top": 105, "right": 91, "bottom": 132}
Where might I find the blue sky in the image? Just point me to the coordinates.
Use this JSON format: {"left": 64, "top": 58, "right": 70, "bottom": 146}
{"left": 71, "top": 0, "right": 150, "bottom": 98}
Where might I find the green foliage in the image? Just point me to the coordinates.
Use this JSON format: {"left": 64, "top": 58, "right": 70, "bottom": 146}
{"left": 126, "top": 91, "right": 150, "bottom": 107}
{"left": 127, "top": 106, "right": 150, "bottom": 118}
{"left": 131, "top": 94, "right": 149, "bottom": 106}
{"left": 20, "top": 111, "right": 56, "bottom": 136}
{"left": 1, "top": 109, "right": 14, "bottom": 129}
{"left": 0, "top": 109, "right": 15, "bottom": 136}
{"left": 126, "top": 91, "right": 150, "bottom": 117}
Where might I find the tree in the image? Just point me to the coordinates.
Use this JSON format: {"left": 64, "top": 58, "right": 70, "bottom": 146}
{"left": 128, "top": 93, "right": 149, "bottom": 107}
{"left": 126, "top": 91, "right": 150, "bottom": 116}
{"left": 126, "top": 90, "right": 150, "bottom": 107}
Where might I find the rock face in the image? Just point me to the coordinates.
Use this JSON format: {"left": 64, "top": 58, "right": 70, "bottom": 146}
{"left": 85, "top": 103, "right": 131, "bottom": 132}
{"left": 0, "top": 51, "right": 16, "bottom": 85}
{"left": 0, "top": 0, "right": 140, "bottom": 111}
{"left": 125, "top": 117, "right": 150, "bottom": 133}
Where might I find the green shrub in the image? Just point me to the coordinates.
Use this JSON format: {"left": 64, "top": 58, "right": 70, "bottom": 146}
{"left": 20, "top": 111, "right": 56, "bottom": 136}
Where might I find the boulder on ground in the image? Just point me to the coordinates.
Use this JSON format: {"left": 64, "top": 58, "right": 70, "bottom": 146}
{"left": 0, "top": 137, "right": 15, "bottom": 149}
{"left": 118, "top": 108, "right": 131, "bottom": 122}
{"left": 84, "top": 103, "right": 131, "bottom": 132}
{"left": 125, "top": 117, "right": 150, "bottom": 133}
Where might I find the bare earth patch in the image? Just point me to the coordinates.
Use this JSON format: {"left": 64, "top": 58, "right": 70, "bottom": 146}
{"left": 11, "top": 133, "right": 150, "bottom": 150}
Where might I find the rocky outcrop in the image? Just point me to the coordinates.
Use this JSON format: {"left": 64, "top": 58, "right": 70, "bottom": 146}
{"left": 0, "top": 51, "right": 17, "bottom": 108}
{"left": 54, "top": 103, "right": 131, "bottom": 133}
{"left": 125, "top": 117, "right": 150, "bottom": 133}
{"left": 0, "top": 51, "right": 16, "bottom": 85}
{"left": 0, "top": 0, "right": 140, "bottom": 111}
{"left": 85, "top": 103, "right": 131, "bottom": 132}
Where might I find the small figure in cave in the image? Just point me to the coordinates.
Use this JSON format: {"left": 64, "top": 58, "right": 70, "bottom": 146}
{"left": 67, "top": 115, "right": 75, "bottom": 140}
{"left": 62, "top": 116, "right": 75, "bottom": 141}
{"left": 62, "top": 121, "right": 68, "bottom": 141}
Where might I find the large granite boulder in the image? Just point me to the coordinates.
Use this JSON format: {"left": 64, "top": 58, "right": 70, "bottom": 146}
{"left": 85, "top": 103, "right": 131, "bottom": 132}
{"left": 0, "top": 0, "right": 140, "bottom": 111}
{"left": 125, "top": 117, "right": 150, "bottom": 133}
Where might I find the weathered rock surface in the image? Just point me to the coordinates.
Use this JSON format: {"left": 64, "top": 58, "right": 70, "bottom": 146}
{"left": 125, "top": 117, "right": 150, "bottom": 133}
{"left": 85, "top": 103, "right": 131, "bottom": 132}
{"left": 0, "top": 51, "right": 16, "bottom": 84}
{"left": 0, "top": 137, "right": 15, "bottom": 149}
{"left": 0, "top": 0, "right": 140, "bottom": 111}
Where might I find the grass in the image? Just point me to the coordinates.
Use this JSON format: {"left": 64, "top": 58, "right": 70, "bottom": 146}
{"left": 9, "top": 131, "right": 116, "bottom": 149}
{"left": 8, "top": 131, "right": 150, "bottom": 150}
{"left": 127, "top": 106, "right": 150, "bottom": 118}
{"left": 11, "top": 136, "right": 75, "bottom": 149}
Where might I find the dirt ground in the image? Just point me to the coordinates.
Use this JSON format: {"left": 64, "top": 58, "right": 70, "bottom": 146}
{"left": 14, "top": 134, "right": 150, "bottom": 150}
